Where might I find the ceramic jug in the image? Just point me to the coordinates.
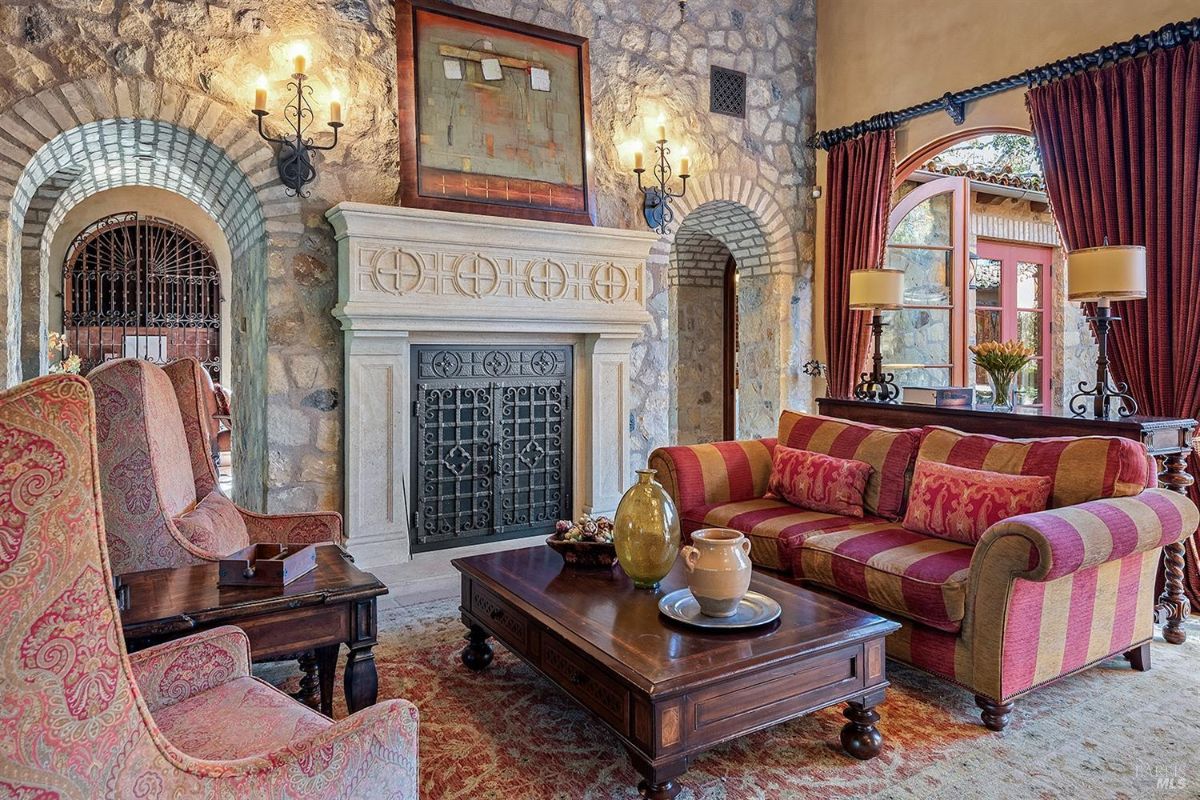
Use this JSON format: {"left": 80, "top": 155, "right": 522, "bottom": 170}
{"left": 679, "top": 528, "right": 753, "bottom": 617}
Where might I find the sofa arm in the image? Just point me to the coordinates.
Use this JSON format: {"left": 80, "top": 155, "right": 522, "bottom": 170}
{"left": 648, "top": 438, "right": 776, "bottom": 511}
{"left": 973, "top": 488, "right": 1199, "bottom": 583}
{"left": 240, "top": 508, "right": 345, "bottom": 546}
{"left": 129, "top": 626, "right": 251, "bottom": 713}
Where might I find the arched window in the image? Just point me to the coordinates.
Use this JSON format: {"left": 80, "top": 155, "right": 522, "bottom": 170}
{"left": 62, "top": 212, "right": 221, "bottom": 378}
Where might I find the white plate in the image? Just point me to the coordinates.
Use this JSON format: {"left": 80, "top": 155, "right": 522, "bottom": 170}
{"left": 657, "top": 588, "right": 782, "bottom": 630}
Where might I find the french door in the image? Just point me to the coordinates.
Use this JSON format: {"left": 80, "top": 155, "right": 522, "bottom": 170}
{"left": 972, "top": 240, "right": 1053, "bottom": 407}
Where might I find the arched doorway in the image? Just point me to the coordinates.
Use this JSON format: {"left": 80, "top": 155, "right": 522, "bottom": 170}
{"left": 668, "top": 199, "right": 773, "bottom": 444}
{"left": 4, "top": 116, "right": 270, "bottom": 509}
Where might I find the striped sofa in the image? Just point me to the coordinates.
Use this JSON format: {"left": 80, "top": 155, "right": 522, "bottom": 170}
{"left": 648, "top": 410, "right": 1199, "bottom": 730}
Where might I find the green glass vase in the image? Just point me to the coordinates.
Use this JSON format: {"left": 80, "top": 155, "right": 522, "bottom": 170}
{"left": 613, "top": 469, "right": 681, "bottom": 589}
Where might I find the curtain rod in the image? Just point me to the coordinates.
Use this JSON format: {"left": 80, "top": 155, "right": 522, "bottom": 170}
{"left": 809, "top": 16, "right": 1200, "bottom": 151}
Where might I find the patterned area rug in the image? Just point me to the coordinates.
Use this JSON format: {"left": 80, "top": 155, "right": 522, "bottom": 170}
{"left": 261, "top": 601, "right": 1200, "bottom": 799}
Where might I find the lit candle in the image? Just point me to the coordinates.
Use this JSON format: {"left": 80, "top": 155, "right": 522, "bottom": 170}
{"left": 656, "top": 123, "right": 666, "bottom": 142}
{"left": 292, "top": 47, "right": 307, "bottom": 76}
{"left": 329, "top": 87, "right": 342, "bottom": 124}
{"left": 633, "top": 148, "right": 643, "bottom": 171}
{"left": 254, "top": 75, "right": 268, "bottom": 112}
{"left": 679, "top": 146, "right": 690, "bottom": 176}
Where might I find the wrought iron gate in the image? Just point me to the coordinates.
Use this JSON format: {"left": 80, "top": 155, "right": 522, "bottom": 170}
{"left": 411, "top": 345, "right": 572, "bottom": 552}
{"left": 61, "top": 212, "right": 222, "bottom": 378}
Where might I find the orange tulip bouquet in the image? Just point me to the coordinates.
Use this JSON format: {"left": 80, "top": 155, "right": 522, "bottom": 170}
{"left": 969, "top": 339, "right": 1035, "bottom": 411}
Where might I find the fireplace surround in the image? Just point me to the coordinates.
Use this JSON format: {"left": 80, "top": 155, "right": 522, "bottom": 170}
{"left": 328, "top": 202, "right": 657, "bottom": 568}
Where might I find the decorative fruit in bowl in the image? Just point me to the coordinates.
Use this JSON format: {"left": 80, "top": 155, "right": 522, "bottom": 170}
{"left": 546, "top": 514, "right": 618, "bottom": 569}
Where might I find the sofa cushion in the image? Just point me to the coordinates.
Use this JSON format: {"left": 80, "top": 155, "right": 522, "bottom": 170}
{"left": 152, "top": 676, "right": 330, "bottom": 759}
{"left": 683, "top": 498, "right": 875, "bottom": 571}
{"left": 796, "top": 523, "right": 974, "bottom": 632}
{"left": 917, "top": 425, "right": 1155, "bottom": 509}
{"left": 173, "top": 491, "right": 249, "bottom": 555}
{"left": 778, "top": 410, "right": 920, "bottom": 520}
{"left": 768, "top": 445, "right": 873, "bottom": 517}
{"left": 902, "top": 459, "right": 1053, "bottom": 544}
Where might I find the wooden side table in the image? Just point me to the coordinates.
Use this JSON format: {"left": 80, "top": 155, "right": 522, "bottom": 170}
{"left": 119, "top": 544, "right": 386, "bottom": 715}
{"left": 816, "top": 397, "right": 1197, "bottom": 644}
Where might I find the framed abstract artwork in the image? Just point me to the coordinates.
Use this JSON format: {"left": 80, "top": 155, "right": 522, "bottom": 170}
{"left": 396, "top": 0, "right": 596, "bottom": 225}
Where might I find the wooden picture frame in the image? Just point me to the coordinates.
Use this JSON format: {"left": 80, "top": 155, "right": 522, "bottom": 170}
{"left": 396, "top": 0, "right": 596, "bottom": 225}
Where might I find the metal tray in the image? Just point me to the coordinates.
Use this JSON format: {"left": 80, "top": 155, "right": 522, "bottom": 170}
{"left": 657, "top": 588, "right": 781, "bottom": 630}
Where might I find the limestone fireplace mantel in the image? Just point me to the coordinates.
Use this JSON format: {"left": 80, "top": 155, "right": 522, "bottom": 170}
{"left": 327, "top": 202, "right": 658, "bottom": 568}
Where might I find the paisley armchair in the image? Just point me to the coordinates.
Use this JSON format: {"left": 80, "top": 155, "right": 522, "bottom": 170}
{"left": 0, "top": 374, "right": 418, "bottom": 798}
{"left": 87, "top": 357, "right": 343, "bottom": 575}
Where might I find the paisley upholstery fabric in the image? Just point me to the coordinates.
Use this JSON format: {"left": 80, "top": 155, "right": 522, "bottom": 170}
{"left": 902, "top": 459, "right": 1052, "bottom": 544}
{"left": 916, "top": 425, "right": 1156, "bottom": 509}
{"left": 162, "top": 358, "right": 220, "bottom": 496}
{"left": 174, "top": 492, "right": 250, "bottom": 554}
{"left": 777, "top": 410, "right": 920, "bottom": 520}
{"left": 0, "top": 374, "right": 419, "bottom": 799}
{"left": 767, "top": 445, "right": 872, "bottom": 517}
{"left": 153, "top": 676, "right": 332, "bottom": 760}
{"left": 88, "top": 358, "right": 344, "bottom": 575}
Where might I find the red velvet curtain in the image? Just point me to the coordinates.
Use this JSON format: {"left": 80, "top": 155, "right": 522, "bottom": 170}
{"left": 1028, "top": 39, "right": 1200, "bottom": 606}
{"left": 823, "top": 130, "right": 896, "bottom": 398}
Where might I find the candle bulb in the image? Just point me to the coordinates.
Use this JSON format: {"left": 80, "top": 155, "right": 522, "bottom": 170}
{"left": 633, "top": 149, "right": 643, "bottom": 170}
{"left": 679, "top": 147, "right": 690, "bottom": 176}
{"left": 293, "top": 53, "right": 306, "bottom": 76}
{"left": 656, "top": 124, "right": 666, "bottom": 142}
{"left": 254, "top": 76, "right": 267, "bottom": 112}
{"left": 329, "top": 88, "right": 342, "bottom": 125}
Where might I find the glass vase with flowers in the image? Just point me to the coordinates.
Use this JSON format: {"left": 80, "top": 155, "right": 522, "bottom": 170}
{"left": 969, "top": 339, "right": 1035, "bottom": 412}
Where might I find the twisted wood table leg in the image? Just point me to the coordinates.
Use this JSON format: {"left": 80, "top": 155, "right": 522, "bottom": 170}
{"left": 1157, "top": 451, "right": 1193, "bottom": 645}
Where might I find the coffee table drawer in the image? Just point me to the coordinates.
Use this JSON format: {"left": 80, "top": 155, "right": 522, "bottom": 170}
{"left": 470, "top": 581, "right": 531, "bottom": 654}
{"left": 542, "top": 634, "right": 630, "bottom": 733}
{"left": 686, "top": 644, "right": 863, "bottom": 746}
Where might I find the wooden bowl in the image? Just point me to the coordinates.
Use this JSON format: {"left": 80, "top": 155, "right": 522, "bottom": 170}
{"left": 546, "top": 535, "right": 618, "bottom": 569}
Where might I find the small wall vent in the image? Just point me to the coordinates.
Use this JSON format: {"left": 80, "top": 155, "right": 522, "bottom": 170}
{"left": 709, "top": 66, "right": 747, "bottom": 118}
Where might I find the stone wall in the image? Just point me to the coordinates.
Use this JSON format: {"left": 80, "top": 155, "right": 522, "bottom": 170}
{"left": 0, "top": 0, "right": 816, "bottom": 512}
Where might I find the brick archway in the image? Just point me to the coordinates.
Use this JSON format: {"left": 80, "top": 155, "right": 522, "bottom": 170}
{"left": 0, "top": 75, "right": 292, "bottom": 510}
{"left": 667, "top": 179, "right": 799, "bottom": 443}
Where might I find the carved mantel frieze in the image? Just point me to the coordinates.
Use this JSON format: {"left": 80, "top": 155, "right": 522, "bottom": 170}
{"left": 326, "top": 202, "right": 658, "bottom": 567}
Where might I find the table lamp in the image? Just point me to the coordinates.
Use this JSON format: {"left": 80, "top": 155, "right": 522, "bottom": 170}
{"left": 849, "top": 268, "right": 904, "bottom": 403}
{"left": 1066, "top": 244, "right": 1146, "bottom": 418}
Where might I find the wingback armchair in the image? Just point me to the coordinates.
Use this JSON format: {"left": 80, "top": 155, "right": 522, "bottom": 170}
{"left": 88, "top": 357, "right": 343, "bottom": 575}
{"left": 0, "top": 374, "right": 418, "bottom": 798}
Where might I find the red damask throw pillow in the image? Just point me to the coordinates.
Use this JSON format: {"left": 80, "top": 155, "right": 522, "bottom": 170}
{"left": 902, "top": 459, "right": 1053, "bottom": 545}
{"left": 767, "top": 445, "right": 873, "bottom": 518}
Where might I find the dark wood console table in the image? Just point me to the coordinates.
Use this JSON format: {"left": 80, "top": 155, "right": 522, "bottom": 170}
{"left": 816, "top": 397, "right": 1197, "bottom": 645}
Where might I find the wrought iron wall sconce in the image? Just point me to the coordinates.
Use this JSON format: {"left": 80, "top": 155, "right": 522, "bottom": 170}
{"left": 252, "top": 49, "right": 344, "bottom": 197}
{"left": 1066, "top": 244, "right": 1146, "bottom": 419}
{"left": 630, "top": 119, "right": 690, "bottom": 235}
{"left": 848, "top": 269, "right": 904, "bottom": 403}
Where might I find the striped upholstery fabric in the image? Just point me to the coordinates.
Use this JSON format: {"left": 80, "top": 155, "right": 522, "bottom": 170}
{"left": 796, "top": 523, "right": 974, "bottom": 632}
{"left": 649, "top": 439, "right": 775, "bottom": 513}
{"left": 917, "top": 425, "right": 1156, "bottom": 509}
{"left": 681, "top": 498, "right": 870, "bottom": 571}
{"left": 778, "top": 410, "right": 920, "bottom": 520}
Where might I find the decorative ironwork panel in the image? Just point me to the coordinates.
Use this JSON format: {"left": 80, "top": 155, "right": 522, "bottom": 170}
{"left": 709, "top": 65, "right": 747, "bottom": 118}
{"left": 412, "top": 345, "right": 572, "bottom": 552}
{"left": 61, "top": 212, "right": 221, "bottom": 379}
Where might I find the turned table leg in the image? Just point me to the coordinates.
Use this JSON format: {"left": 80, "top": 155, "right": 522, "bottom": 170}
{"left": 461, "top": 624, "right": 494, "bottom": 671}
{"left": 840, "top": 699, "right": 884, "bottom": 759}
{"left": 296, "top": 651, "right": 321, "bottom": 710}
{"left": 1157, "top": 451, "right": 1194, "bottom": 645}
{"left": 344, "top": 598, "right": 379, "bottom": 713}
{"left": 624, "top": 746, "right": 685, "bottom": 800}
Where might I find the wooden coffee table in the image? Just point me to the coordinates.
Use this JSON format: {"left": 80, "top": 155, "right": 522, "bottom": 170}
{"left": 120, "top": 544, "right": 386, "bottom": 716}
{"left": 454, "top": 546, "right": 900, "bottom": 799}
